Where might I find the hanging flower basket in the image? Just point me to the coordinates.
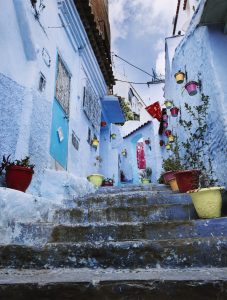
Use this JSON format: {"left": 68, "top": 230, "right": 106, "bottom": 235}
{"left": 160, "top": 140, "right": 165, "bottom": 146}
{"left": 164, "top": 100, "right": 173, "bottom": 109}
{"left": 163, "top": 114, "right": 168, "bottom": 121}
{"left": 174, "top": 71, "right": 185, "bottom": 84}
{"left": 92, "top": 138, "right": 99, "bottom": 148}
{"left": 185, "top": 81, "right": 199, "bottom": 96}
{"left": 163, "top": 122, "right": 168, "bottom": 128}
{"left": 111, "top": 133, "right": 117, "bottom": 139}
{"left": 168, "top": 135, "right": 175, "bottom": 143}
{"left": 165, "top": 130, "right": 172, "bottom": 137}
{"left": 170, "top": 107, "right": 179, "bottom": 117}
{"left": 145, "top": 101, "right": 162, "bottom": 121}
{"left": 165, "top": 144, "right": 171, "bottom": 150}
{"left": 122, "top": 149, "right": 127, "bottom": 156}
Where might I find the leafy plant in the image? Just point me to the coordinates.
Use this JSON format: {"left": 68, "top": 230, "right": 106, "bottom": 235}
{"left": 0, "top": 155, "right": 35, "bottom": 175}
{"left": 140, "top": 167, "right": 152, "bottom": 180}
{"left": 179, "top": 93, "right": 216, "bottom": 187}
{"left": 117, "top": 96, "right": 134, "bottom": 121}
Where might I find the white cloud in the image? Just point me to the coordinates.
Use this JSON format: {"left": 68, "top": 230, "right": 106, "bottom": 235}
{"left": 109, "top": 0, "right": 177, "bottom": 48}
{"left": 155, "top": 51, "right": 165, "bottom": 75}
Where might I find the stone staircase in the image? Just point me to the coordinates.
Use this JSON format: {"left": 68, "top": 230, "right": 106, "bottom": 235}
{"left": 0, "top": 184, "right": 227, "bottom": 299}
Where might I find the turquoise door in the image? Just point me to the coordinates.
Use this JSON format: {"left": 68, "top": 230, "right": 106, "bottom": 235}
{"left": 50, "top": 99, "right": 69, "bottom": 169}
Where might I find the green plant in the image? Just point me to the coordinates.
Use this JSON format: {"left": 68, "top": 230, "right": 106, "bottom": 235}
{"left": 162, "top": 134, "right": 183, "bottom": 172}
{"left": 140, "top": 167, "right": 152, "bottom": 180}
{"left": 0, "top": 155, "right": 35, "bottom": 175}
{"left": 117, "top": 96, "right": 134, "bottom": 121}
{"left": 179, "top": 93, "right": 216, "bottom": 187}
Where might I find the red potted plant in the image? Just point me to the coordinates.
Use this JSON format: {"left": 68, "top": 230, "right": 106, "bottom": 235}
{"left": 0, "top": 155, "right": 34, "bottom": 192}
{"left": 175, "top": 169, "right": 201, "bottom": 193}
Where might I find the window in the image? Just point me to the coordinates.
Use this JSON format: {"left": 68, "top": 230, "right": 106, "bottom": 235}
{"left": 55, "top": 55, "right": 71, "bottom": 115}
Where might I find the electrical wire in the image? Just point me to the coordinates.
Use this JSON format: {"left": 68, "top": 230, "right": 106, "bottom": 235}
{"left": 115, "top": 79, "right": 164, "bottom": 86}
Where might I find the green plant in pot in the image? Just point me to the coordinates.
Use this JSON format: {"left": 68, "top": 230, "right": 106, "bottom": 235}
{"left": 140, "top": 167, "right": 152, "bottom": 184}
{"left": 178, "top": 94, "right": 225, "bottom": 218}
{"left": 0, "top": 155, "right": 35, "bottom": 192}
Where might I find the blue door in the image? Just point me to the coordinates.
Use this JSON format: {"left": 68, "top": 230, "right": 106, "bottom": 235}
{"left": 50, "top": 99, "right": 69, "bottom": 169}
{"left": 50, "top": 55, "right": 71, "bottom": 169}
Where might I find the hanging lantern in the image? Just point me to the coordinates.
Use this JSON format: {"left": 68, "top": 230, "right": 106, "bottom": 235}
{"left": 174, "top": 71, "right": 185, "bottom": 84}
{"left": 163, "top": 122, "right": 168, "bottom": 128}
{"left": 160, "top": 140, "right": 165, "bottom": 146}
{"left": 163, "top": 114, "right": 168, "bottom": 121}
{"left": 145, "top": 101, "right": 162, "bottom": 121}
{"left": 170, "top": 107, "right": 179, "bottom": 117}
{"left": 168, "top": 135, "right": 175, "bottom": 143}
{"left": 164, "top": 100, "right": 173, "bottom": 109}
{"left": 165, "top": 130, "right": 172, "bottom": 137}
{"left": 166, "top": 144, "right": 171, "bottom": 150}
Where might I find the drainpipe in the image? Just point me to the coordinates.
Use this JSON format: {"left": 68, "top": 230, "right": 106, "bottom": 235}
{"left": 173, "top": 0, "right": 181, "bottom": 36}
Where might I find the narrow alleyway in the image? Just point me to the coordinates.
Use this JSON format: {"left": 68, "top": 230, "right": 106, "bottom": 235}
{"left": 0, "top": 184, "right": 227, "bottom": 299}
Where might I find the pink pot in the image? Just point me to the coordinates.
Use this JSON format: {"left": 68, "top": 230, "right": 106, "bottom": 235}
{"left": 185, "top": 81, "right": 198, "bottom": 96}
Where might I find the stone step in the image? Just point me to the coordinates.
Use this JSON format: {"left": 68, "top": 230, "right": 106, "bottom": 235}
{"left": 97, "top": 184, "right": 171, "bottom": 194}
{"left": 73, "top": 191, "right": 192, "bottom": 209}
{"left": 49, "top": 217, "right": 227, "bottom": 243}
{"left": 1, "top": 237, "right": 227, "bottom": 269}
{"left": 53, "top": 203, "right": 197, "bottom": 224}
{"left": 0, "top": 267, "right": 227, "bottom": 300}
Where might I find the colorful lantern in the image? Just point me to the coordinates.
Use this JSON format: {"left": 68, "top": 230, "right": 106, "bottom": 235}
{"left": 164, "top": 100, "right": 173, "bottom": 109}
{"left": 170, "top": 107, "right": 179, "bottom": 117}
{"left": 174, "top": 71, "right": 185, "bottom": 84}
{"left": 166, "top": 144, "right": 171, "bottom": 150}
{"left": 168, "top": 135, "right": 175, "bottom": 143}
{"left": 185, "top": 81, "right": 199, "bottom": 96}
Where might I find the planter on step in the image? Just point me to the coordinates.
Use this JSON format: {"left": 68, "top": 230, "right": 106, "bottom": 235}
{"left": 175, "top": 169, "right": 200, "bottom": 193}
{"left": 174, "top": 71, "right": 185, "bottom": 84}
{"left": 141, "top": 179, "right": 150, "bottom": 185}
{"left": 163, "top": 171, "right": 175, "bottom": 185}
{"left": 170, "top": 107, "right": 179, "bottom": 117}
{"left": 87, "top": 174, "right": 104, "bottom": 187}
{"left": 188, "top": 187, "right": 225, "bottom": 218}
{"left": 168, "top": 178, "right": 179, "bottom": 192}
{"left": 6, "top": 165, "right": 34, "bottom": 192}
{"left": 185, "top": 81, "right": 198, "bottom": 96}
{"left": 164, "top": 100, "right": 173, "bottom": 109}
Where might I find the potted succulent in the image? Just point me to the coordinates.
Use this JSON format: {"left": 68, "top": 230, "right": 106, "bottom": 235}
{"left": 102, "top": 177, "right": 114, "bottom": 187}
{"left": 185, "top": 81, "right": 199, "bottom": 96}
{"left": 174, "top": 71, "right": 185, "bottom": 84}
{"left": 0, "top": 155, "right": 35, "bottom": 192}
{"left": 140, "top": 167, "right": 152, "bottom": 184}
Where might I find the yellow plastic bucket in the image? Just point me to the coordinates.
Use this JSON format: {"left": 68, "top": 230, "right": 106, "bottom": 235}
{"left": 188, "top": 187, "right": 225, "bottom": 218}
{"left": 169, "top": 178, "right": 179, "bottom": 192}
{"left": 87, "top": 174, "right": 104, "bottom": 187}
{"left": 175, "top": 72, "right": 185, "bottom": 84}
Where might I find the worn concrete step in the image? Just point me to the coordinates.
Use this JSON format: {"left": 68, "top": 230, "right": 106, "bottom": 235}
{"left": 1, "top": 237, "right": 227, "bottom": 269}
{"left": 97, "top": 184, "right": 171, "bottom": 194}
{"left": 0, "top": 267, "right": 227, "bottom": 300}
{"left": 73, "top": 191, "right": 192, "bottom": 209}
{"left": 49, "top": 217, "right": 227, "bottom": 243}
{"left": 53, "top": 203, "right": 197, "bottom": 224}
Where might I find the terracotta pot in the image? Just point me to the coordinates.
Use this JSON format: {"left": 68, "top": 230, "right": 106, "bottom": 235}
{"left": 175, "top": 169, "right": 201, "bottom": 193}
{"left": 185, "top": 81, "right": 198, "bottom": 96}
{"left": 163, "top": 171, "right": 175, "bottom": 184}
{"left": 170, "top": 107, "right": 179, "bottom": 117}
{"left": 6, "top": 165, "right": 34, "bottom": 192}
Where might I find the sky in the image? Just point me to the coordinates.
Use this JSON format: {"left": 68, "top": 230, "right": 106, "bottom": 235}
{"left": 109, "top": 0, "right": 178, "bottom": 104}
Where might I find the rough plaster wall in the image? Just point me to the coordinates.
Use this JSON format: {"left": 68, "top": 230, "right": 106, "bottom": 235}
{"left": 0, "top": 74, "right": 24, "bottom": 159}
{"left": 166, "top": 24, "right": 227, "bottom": 186}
